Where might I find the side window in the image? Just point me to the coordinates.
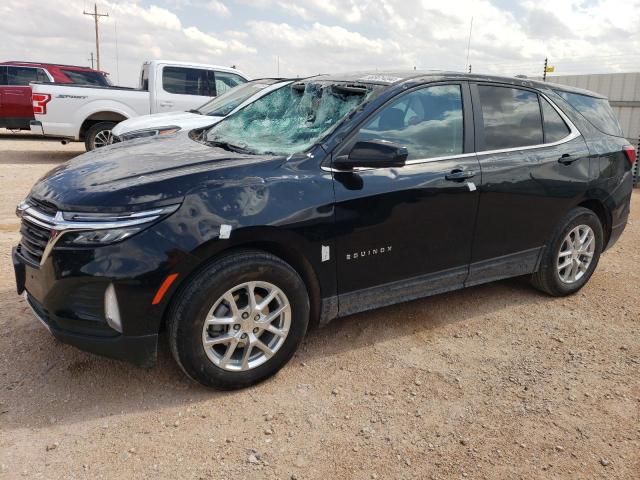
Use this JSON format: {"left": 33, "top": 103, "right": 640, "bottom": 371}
{"left": 213, "top": 71, "right": 246, "bottom": 96}
{"left": 6, "top": 66, "right": 39, "bottom": 86}
{"left": 36, "top": 69, "right": 50, "bottom": 83}
{"left": 478, "top": 85, "right": 543, "bottom": 150}
{"left": 554, "top": 90, "right": 623, "bottom": 137}
{"left": 356, "top": 84, "right": 464, "bottom": 160}
{"left": 0, "top": 67, "right": 7, "bottom": 86}
{"left": 541, "top": 98, "right": 570, "bottom": 143}
{"left": 162, "top": 66, "right": 210, "bottom": 96}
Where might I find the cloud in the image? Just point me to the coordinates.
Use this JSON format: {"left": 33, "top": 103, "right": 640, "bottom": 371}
{"left": 168, "top": 0, "right": 230, "bottom": 16}
{"left": 0, "top": 0, "right": 638, "bottom": 87}
{"left": 0, "top": 0, "right": 251, "bottom": 85}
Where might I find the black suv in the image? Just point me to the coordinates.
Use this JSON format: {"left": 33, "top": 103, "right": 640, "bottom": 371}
{"left": 13, "top": 71, "right": 635, "bottom": 389}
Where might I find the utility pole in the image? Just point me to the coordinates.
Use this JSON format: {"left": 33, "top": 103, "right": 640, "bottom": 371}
{"left": 88, "top": 52, "right": 94, "bottom": 70}
{"left": 84, "top": 3, "right": 109, "bottom": 71}
{"left": 543, "top": 57, "right": 548, "bottom": 82}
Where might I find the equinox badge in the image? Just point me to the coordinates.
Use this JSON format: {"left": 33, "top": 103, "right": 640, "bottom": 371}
{"left": 346, "top": 246, "right": 392, "bottom": 261}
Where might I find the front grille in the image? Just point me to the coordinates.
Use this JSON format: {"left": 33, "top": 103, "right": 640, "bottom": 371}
{"left": 19, "top": 218, "right": 50, "bottom": 265}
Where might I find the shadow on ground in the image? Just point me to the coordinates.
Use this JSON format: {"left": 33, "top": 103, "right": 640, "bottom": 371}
{"left": 0, "top": 276, "right": 544, "bottom": 430}
{"left": 0, "top": 150, "right": 80, "bottom": 164}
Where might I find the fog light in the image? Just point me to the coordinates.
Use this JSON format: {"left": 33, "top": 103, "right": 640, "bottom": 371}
{"left": 104, "top": 283, "right": 122, "bottom": 333}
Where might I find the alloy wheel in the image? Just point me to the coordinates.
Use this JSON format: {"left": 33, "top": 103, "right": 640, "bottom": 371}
{"left": 93, "top": 129, "right": 114, "bottom": 148}
{"left": 201, "top": 281, "right": 291, "bottom": 371}
{"left": 557, "top": 224, "right": 595, "bottom": 284}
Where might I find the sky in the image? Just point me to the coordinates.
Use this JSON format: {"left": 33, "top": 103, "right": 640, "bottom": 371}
{"left": 0, "top": 0, "right": 638, "bottom": 87}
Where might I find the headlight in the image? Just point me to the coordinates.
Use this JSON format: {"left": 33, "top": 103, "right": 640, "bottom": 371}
{"left": 59, "top": 227, "right": 144, "bottom": 246}
{"left": 55, "top": 204, "right": 181, "bottom": 247}
{"left": 17, "top": 201, "right": 181, "bottom": 265}
{"left": 118, "top": 126, "right": 181, "bottom": 142}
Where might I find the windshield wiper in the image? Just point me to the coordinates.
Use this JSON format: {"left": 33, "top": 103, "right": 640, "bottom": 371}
{"left": 187, "top": 109, "right": 201, "bottom": 115}
{"left": 207, "top": 140, "right": 254, "bottom": 154}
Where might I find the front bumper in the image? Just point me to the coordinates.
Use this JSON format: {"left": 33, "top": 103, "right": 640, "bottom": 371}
{"left": 11, "top": 222, "right": 194, "bottom": 367}
{"left": 24, "top": 290, "right": 157, "bottom": 367}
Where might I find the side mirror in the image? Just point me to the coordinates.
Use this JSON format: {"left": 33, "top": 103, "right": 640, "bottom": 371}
{"left": 334, "top": 140, "right": 408, "bottom": 170}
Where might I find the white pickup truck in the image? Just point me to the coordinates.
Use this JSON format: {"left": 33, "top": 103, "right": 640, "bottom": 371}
{"left": 30, "top": 60, "right": 248, "bottom": 150}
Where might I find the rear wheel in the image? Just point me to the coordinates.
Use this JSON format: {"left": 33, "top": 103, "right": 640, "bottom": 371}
{"left": 531, "top": 207, "right": 603, "bottom": 296}
{"left": 85, "top": 121, "right": 117, "bottom": 151}
{"left": 168, "top": 250, "right": 309, "bottom": 389}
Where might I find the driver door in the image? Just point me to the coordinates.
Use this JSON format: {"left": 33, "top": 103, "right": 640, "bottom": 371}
{"left": 331, "top": 82, "right": 480, "bottom": 315}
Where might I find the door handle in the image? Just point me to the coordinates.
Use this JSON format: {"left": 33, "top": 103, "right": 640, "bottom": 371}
{"left": 558, "top": 153, "right": 577, "bottom": 165}
{"left": 159, "top": 101, "right": 173, "bottom": 107}
{"left": 445, "top": 169, "right": 476, "bottom": 181}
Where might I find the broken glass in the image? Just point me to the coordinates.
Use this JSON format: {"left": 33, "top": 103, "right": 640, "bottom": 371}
{"left": 205, "top": 81, "right": 375, "bottom": 155}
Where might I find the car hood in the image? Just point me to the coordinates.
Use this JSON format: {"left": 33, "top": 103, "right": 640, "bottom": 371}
{"left": 112, "top": 111, "right": 223, "bottom": 137}
{"left": 28, "top": 131, "right": 281, "bottom": 211}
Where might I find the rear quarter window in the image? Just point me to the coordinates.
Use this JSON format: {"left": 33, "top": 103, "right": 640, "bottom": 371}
{"left": 554, "top": 90, "right": 623, "bottom": 137}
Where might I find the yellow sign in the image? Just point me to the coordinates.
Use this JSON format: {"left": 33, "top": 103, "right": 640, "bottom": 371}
{"left": 545, "top": 66, "right": 555, "bottom": 73}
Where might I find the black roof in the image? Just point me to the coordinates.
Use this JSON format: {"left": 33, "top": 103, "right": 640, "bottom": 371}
{"left": 305, "top": 70, "right": 607, "bottom": 99}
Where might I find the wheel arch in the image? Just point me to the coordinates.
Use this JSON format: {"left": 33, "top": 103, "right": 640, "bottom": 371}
{"left": 577, "top": 198, "right": 612, "bottom": 246}
{"left": 79, "top": 111, "right": 129, "bottom": 140}
{"left": 160, "top": 237, "right": 323, "bottom": 333}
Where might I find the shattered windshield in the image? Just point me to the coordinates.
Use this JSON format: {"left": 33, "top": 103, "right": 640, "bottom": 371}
{"left": 205, "top": 81, "right": 376, "bottom": 155}
{"left": 197, "top": 79, "right": 282, "bottom": 117}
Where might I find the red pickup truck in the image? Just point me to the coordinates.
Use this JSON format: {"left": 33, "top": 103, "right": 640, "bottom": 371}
{"left": 0, "top": 61, "right": 110, "bottom": 131}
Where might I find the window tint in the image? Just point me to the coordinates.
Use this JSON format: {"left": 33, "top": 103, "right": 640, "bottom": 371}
{"left": 478, "top": 86, "right": 543, "bottom": 150}
{"left": 6, "top": 66, "right": 39, "bottom": 86}
{"left": 541, "top": 98, "right": 570, "bottom": 143}
{"left": 214, "top": 71, "right": 246, "bottom": 96}
{"left": 61, "top": 69, "right": 109, "bottom": 86}
{"left": 554, "top": 90, "right": 623, "bottom": 137}
{"left": 162, "top": 66, "right": 210, "bottom": 96}
{"left": 356, "top": 85, "right": 464, "bottom": 160}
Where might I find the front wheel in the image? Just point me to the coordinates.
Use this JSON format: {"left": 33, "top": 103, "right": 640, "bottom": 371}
{"left": 531, "top": 207, "right": 604, "bottom": 296}
{"left": 168, "top": 250, "right": 309, "bottom": 389}
{"left": 85, "top": 121, "right": 117, "bottom": 151}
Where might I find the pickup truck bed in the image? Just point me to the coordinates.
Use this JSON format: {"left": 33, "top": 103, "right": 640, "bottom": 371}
{"left": 30, "top": 83, "right": 150, "bottom": 139}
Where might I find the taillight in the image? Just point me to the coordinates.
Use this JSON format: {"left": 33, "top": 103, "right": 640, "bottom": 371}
{"left": 32, "top": 93, "right": 51, "bottom": 115}
{"left": 623, "top": 145, "right": 637, "bottom": 166}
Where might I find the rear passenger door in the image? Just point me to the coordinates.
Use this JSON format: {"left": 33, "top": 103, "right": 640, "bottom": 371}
{"left": 155, "top": 65, "right": 214, "bottom": 112}
{"left": 467, "top": 83, "right": 591, "bottom": 285}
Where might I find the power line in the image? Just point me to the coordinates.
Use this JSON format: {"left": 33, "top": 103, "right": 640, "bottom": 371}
{"left": 83, "top": 2, "right": 109, "bottom": 71}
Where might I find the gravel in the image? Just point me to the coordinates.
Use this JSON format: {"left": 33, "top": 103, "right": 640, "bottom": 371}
{"left": 1, "top": 134, "right": 639, "bottom": 479}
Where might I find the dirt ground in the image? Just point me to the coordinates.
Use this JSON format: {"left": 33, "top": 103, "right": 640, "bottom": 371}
{"left": 0, "top": 131, "right": 638, "bottom": 480}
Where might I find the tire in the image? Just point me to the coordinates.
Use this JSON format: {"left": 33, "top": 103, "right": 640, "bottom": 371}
{"left": 168, "top": 250, "right": 309, "bottom": 389}
{"left": 531, "top": 207, "right": 603, "bottom": 296}
{"left": 84, "top": 121, "right": 117, "bottom": 151}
